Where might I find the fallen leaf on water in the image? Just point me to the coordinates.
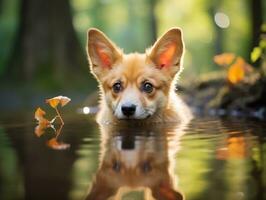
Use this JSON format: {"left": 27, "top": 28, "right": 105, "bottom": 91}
{"left": 47, "top": 138, "right": 70, "bottom": 150}
{"left": 45, "top": 96, "right": 71, "bottom": 124}
{"left": 46, "top": 96, "right": 71, "bottom": 108}
{"left": 34, "top": 96, "right": 71, "bottom": 149}
{"left": 34, "top": 107, "right": 52, "bottom": 137}
{"left": 35, "top": 124, "right": 55, "bottom": 137}
{"left": 34, "top": 107, "right": 50, "bottom": 125}
{"left": 35, "top": 107, "right": 46, "bottom": 121}
{"left": 35, "top": 124, "right": 47, "bottom": 137}
{"left": 214, "top": 53, "right": 235, "bottom": 66}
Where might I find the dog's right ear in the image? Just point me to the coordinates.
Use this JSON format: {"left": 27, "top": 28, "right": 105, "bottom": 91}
{"left": 87, "top": 28, "right": 122, "bottom": 78}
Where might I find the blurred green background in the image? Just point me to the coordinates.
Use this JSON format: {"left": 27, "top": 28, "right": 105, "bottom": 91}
{"left": 0, "top": 2, "right": 265, "bottom": 199}
{"left": 0, "top": 0, "right": 265, "bottom": 92}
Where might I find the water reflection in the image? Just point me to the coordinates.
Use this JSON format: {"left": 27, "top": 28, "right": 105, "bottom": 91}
{"left": 85, "top": 123, "right": 187, "bottom": 200}
{"left": 35, "top": 123, "right": 70, "bottom": 150}
{"left": 0, "top": 114, "right": 265, "bottom": 200}
{"left": 216, "top": 132, "right": 250, "bottom": 160}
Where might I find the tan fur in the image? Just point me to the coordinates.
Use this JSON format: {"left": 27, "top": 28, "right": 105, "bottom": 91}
{"left": 85, "top": 124, "right": 188, "bottom": 200}
{"left": 87, "top": 28, "right": 192, "bottom": 124}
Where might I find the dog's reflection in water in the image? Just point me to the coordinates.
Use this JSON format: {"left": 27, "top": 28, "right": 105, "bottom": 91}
{"left": 85, "top": 124, "right": 186, "bottom": 200}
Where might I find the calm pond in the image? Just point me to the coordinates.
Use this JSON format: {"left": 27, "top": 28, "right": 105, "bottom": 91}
{"left": 0, "top": 111, "right": 265, "bottom": 200}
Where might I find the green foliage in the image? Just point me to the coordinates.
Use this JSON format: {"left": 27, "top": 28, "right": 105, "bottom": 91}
{"left": 71, "top": 0, "right": 155, "bottom": 53}
{"left": 177, "top": 134, "right": 215, "bottom": 199}
{"left": 0, "top": 127, "right": 23, "bottom": 200}
{"left": 0, "top": 0, "right": 19, "bottom": 76}
{"left": 221, "top": 0, "right": 251, "bottom": 58}
{"left": 0, "top": 0, "right": 256, "bottom": 87}
{"left": 251, "top": 24, "right": 266, "bottom": 63}
{"left": 251, "top": 47, "right": 262, "bottom": 62}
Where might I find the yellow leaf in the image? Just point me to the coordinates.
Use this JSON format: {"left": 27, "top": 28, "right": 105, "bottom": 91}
{"left": 251, "top": 47, "right": 262, "bottom": 63}
{"left": 227, "top": 57, "right": 245, "bottom": 84}
{"left": 46, "top": 96, "right": 71, "bottom": 108}
{"left": 214, "top": 53, "right": 235, "bottom": 66}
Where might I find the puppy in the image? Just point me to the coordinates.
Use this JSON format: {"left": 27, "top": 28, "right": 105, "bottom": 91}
{"left": 87, "top": 28, "right": 191, "bottom": 124}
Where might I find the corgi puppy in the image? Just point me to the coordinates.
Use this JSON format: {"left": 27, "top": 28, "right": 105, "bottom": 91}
{"left": 85, "top": 124, "right": 185, "bottom": 200}
{"left": 87, "top": 28, "right": 191, "bottom": 124}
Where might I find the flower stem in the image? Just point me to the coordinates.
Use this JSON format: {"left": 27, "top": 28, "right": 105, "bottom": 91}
{"left": 55, "top": 107, "right": 64, "bottom": 125}
{"left": 55, "top": 124, "right": 64, "bottom": 139}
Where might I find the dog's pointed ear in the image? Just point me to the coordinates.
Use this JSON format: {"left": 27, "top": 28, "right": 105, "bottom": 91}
{"left": 148, "top": 28, "right": 184, "bottom": 77}
{"left": 151, "top": 181, "right": 184, "bottom": 200}
{"left": 87, "top": 28, "right": 122, "bottom": 77}
{"left": 85, "top": 176, "right": 118, "bottom": 200}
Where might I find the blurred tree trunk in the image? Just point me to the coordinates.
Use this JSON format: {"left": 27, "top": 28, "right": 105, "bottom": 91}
{"left": 209, "top": 1, "right": 223, "bottom": 55}
{"left": 250, "top": 0, "right": 262, "bottom": 50}
{"left": 6, "top": 0, "right": 88, "bottom": 86}
{"left": 249, "top": 0, "right": 263, "bottom": 67}
{"left": 147, "top": 0, "right": 158, "bottom": 43}
{"left": 0, "top": 0, "right": 2, "bottom": 15}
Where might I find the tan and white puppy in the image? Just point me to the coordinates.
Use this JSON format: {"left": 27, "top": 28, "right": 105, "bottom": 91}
{"left": 87, "top": 28, "right": 191, "bottom": 124}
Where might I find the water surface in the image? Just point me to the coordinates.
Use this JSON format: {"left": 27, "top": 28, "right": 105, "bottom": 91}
{"left": 0, "top": 112, "right": 265, "bottom": 200}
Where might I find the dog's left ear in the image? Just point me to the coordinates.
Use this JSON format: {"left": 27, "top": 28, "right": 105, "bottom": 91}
{"left": 148, "top": 28, "right": 184, "bottom": 77}
{"left": 151, "top": 181, "right": 184, "bottom": 200}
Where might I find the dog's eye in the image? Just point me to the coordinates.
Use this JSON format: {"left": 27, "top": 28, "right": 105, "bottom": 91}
{"left": 142, "top": 82, "right": 154, "bottom": 93}
{"left": 112, "top": 82, "right": 122, "bottom": 93}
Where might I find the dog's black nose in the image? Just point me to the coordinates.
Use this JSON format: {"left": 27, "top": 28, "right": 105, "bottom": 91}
{"left": 121, "top": 104, "right": 136, "bottom": 117}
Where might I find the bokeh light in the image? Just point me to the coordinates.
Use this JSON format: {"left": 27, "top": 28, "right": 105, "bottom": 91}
{"left": 214, "top": 12, "right": 230, "bottom": 29}
{"left": 82, "top": 106, "right": 90, "bottom": 114}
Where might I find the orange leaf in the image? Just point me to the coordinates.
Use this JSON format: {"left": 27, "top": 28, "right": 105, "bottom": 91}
{"left": 34, "top": 124, "right": 47, "bottom": 137}
{"left": 46, "top": 96, "right": 71, "bottom": 108}
{"left": 60, "top": 96, "right": 71, "bottom": 107}
{"left": 227, "top": 136, "right": 247, "bottom": 158}
{"left": 214, "top": 53, "right": 235, "bottom": 66}
{"left": 35, "top": 107, "right": 46, "bottom": 121}
{"left": 46, "top": 98, "right": 60, "bottom": 108}
{"left": 216, "top": 135, "right": 247, "bottom": 160}
{"left": 227, "top": 57, "right": 245, "bottom": 84}
{"left": 34, "top": 107, "right": 51, "bottom": 137}
{"left": 47, "top": 138, "right": 70, "bottom": 150}
{"left": 34, "top": 107, "right": 50, "bottom": 124}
